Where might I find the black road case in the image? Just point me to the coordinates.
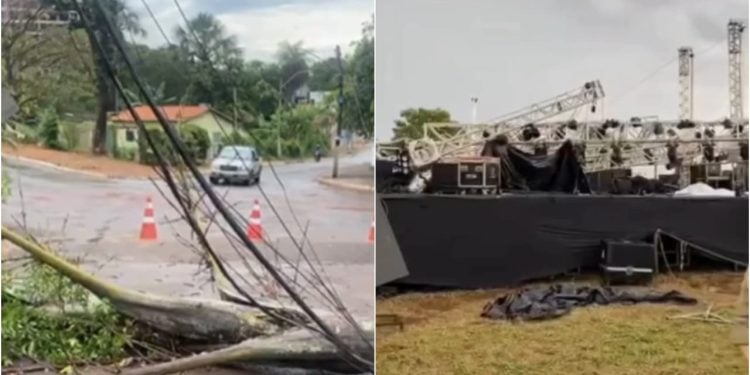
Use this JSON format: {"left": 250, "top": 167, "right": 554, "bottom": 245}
{"left": 600, "top": 240, "right": 656, "bottom": 285}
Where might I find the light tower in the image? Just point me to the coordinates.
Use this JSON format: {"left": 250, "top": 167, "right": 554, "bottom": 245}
{"left": 470, "top": 97, "right": 479, "bottom": 124}
{"left": 678, "top": 47, "right": 694, "bottom": 120}
{"left": 728, "top": 19, "right": 745, "bottom": 122}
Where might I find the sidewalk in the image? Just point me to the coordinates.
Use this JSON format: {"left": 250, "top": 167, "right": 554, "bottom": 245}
{"left": 317, "top": 163, "right": 374, "bottom": 193}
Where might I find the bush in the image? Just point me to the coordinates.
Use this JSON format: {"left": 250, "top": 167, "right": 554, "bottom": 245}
{"left": 38, "top": 108, "right": 61, "bottom": 150}
{"left": 222, "top": 130, "right": 251, "bottom": 145}
{"left": 179, "top": 123, "right": 210, "bottom": 163}
{"left": 138, "top": 124, "right": 210, "bottom": 166}
{"left": 59, "top": 121, "right": 80, "bottom": 151}
{"left": 2, "top": 263, "right": 132, "bottom": 367}
{"left": 114, "top": 147, "right": 137, "bottom": 161}
{"left": 138, "top": 126, "right": 177, "bottom": 166}
{"left": 261, "top": 105, "right": 332, "bottom": 159}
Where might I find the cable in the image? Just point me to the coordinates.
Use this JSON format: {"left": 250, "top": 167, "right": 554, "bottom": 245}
{"left": 73, "top": 0, "right": 308, "bottom": 332}
{"left": 90, "top": 1, "right": 371, "bottom": 369}
{"left": 129, "top": 0, "right": 370, "bottom": 336}
{"left": 610, "top": 38, "right": 726, "bottom": 106}
{"left": 137, "top": 0, "right": 359, "bottom": 323}
{"left": 159, "top": 0, "right": 369, "bottom": 345}
{"left": 139, "top": 0, "right": 171, "bottom": 45}
{"left": 136, "top": 0, "right": 371, "bottom": 355}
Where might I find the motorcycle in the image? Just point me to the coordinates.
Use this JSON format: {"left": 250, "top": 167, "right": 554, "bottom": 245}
{"left": 314, "top": 147, "right": 322, "bottom": 162}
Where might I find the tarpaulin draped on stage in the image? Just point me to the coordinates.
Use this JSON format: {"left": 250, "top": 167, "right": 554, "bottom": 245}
{"left": 379, "top": 194, "right": 748, "bottom": 288}
{"left": 481, "top": 139, "right": 590, "bottom": 193}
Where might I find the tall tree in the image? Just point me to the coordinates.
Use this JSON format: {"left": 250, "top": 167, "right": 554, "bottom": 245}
{"left": 392, "top": 108, "right": 452, "bottom": 140}
{"left": 309, "top": 57, "right": 339, "bottom": 91}
{"left": 236, "top": 61, "right": 279, "bottom": 123}
{"left": 128, "top": 44, "right": 191, "bottom": 103}
{"left": 342, "top": 17, "right": 374, "bottom": 137}
{"left": 276, "top": 41, "right": 310, "bottom": 102}
{"left": 174, "top": 13, "right": 242, "bottom": 68}
{"left": 2, "top": 2, "right": 96, "bottom": 121}
{"left": 50, "top": 0, "right": 144, "bottom": 154}
{"left": 174, "top": 13, "right": 242, "bottom": 109}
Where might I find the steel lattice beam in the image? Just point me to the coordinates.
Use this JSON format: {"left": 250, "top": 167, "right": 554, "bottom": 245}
{"left": 399, "top": 81, "right": 605, "bottom": 168}
{"left": 728, "top": 19, "right": 745, "bottom": 121}
{"left": 678, "top": 47, "right": 694, "bottom": 121}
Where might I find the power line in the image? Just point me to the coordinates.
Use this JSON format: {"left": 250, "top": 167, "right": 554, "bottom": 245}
{"left": 139, "top": 0, "right": 171, "bottom": 45}
{"left": 135, "top": 0, "right": 356, "bottom": 316}
{"left": 610, "top": 38, "right": 726, "bottom": 106}
{"left": 123, "top": 0, "right": 372, "bottom": 368}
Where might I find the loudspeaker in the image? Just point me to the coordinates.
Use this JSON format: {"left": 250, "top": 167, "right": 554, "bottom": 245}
{"left": 601, "top": 240, "right": 656, "bottom": 285}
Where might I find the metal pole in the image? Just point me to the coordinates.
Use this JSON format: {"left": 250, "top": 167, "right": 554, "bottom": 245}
{"left": 332, "top": 45, "right": 343, "bottom": 178}
{"left": 471, "top": 97, "right": 478, "bottom": 124}
{"left": 233, "top": 87, "right": 238, "bottom": 130}
{"left": 277, "top": 77, "right": 282, "bottom": 158}
{"left": 690, "top": 50, "right": 694, "bottom": 120}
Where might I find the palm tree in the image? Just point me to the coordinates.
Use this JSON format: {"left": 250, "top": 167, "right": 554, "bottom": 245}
{"left": 173, "top": 13, "right": 242, "bottom": 107}
{"left": 276, "top": 41, "right": 311, "bottom": 102}
{"left": 174, "top": 13, "right": 242, "bottom": 68}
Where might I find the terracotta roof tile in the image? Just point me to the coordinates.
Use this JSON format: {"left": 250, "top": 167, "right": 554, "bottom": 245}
{"left": 110, "top": 105, "right": 210, "bottom": 124}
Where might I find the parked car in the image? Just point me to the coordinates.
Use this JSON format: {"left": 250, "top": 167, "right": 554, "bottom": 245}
{"left": 209, "top": 145, "right": 262, "bottom": 185}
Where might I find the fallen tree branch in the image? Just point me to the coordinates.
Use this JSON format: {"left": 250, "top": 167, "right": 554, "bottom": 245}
{"left": 125, "top": 328, "right": 372, "bottom": 375}
{"left": 2, "top": 226, "right": 279, "bottom": 342}
{"left": 1, "top": 226, "right": 373, "bottom": 373}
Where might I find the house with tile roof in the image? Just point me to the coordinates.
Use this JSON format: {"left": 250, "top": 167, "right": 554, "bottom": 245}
{"left": 109, "top": 104, "right": 243, "bottom": 162}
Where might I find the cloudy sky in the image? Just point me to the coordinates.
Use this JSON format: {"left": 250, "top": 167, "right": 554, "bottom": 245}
{"left": 376, "top": 0, "right": 749, "bottom": 140}
{"left": 125, "top": 0, "right": 372, "bottom": 60}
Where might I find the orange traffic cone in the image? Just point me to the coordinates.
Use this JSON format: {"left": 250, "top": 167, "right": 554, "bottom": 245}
{"left": 368, "top": 220, "right": 375, "bottom": 244}
{"left": 247, "top": 199, "right": 263, "bottom": 241}
{"left": 140, "top": 197, "right": 157, "bottom": 241}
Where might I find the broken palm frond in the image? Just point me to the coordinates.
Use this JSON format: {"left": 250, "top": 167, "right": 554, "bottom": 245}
{"left": 668, "top": 304, "right": 738, "bottom": 325}
{"left": 2, "top": 226, "right": 373, "bottom": 374}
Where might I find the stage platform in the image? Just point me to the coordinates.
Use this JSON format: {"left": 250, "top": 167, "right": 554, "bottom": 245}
{"left": 379, "top": 193, "right": 748, "bottom": 288}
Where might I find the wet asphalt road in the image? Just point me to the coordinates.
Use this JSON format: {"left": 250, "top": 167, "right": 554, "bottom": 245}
{"left": 3, "top": 152, "right": 374, "bottom": 318}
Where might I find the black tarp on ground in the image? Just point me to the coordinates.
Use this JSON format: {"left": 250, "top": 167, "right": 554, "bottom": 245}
{"left": 481, "top": 284, "right": 697, "bottom": 321}
{"left": 481, "top": 139, "right": 590, "bottom": 193}
{"left": 380, "top": 194, "right": 747, "bottom": 288}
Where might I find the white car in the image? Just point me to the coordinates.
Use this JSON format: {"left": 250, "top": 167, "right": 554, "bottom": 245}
{"left": 209, "top": 146, "right": 262, "bottom": 186}
{"left": 370, "top": 146, "right": 375, "bottom": 169}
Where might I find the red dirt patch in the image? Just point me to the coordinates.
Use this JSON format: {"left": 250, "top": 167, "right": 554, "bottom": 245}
{"left": 3, "top": 144, "right": 158, "bottom": 179}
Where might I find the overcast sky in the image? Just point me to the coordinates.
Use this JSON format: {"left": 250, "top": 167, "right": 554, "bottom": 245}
{"left": 376, "top": 0, "right": 749, "bottom": 140}
{"left": 125, "top": 0, "right": 372, "bottom": 60}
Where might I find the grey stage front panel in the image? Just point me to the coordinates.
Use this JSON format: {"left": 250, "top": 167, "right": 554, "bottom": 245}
{"left": 376, "top": 196, "right": 409, "bottom": 286}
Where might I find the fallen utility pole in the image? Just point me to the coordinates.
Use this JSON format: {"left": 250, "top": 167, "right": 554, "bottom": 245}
{"left": 332, "top": 45, "right": 343, "bottom": 178}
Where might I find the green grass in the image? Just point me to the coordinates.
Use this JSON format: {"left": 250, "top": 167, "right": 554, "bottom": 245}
{"left": 377, "top": 273, "right": 747, "bottom": 375}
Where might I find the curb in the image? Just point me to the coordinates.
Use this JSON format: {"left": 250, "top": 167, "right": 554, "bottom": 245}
{"left": 317, "top": 177, "right": 374, "bottom": 193}
{"left": 3, "top": 155, "right": 111, "bottom": 180}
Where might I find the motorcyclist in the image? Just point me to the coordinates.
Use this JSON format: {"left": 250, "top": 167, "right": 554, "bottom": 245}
{"left": 314, "top": 144, "right": 322, "bottom": 162}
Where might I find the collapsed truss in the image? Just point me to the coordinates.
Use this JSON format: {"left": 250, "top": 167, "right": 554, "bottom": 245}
{"left": 378, "top": 119, "right": 749, "bottom": 175}
{"left": 398, "top": 80, "right": 605, "bottom": 168}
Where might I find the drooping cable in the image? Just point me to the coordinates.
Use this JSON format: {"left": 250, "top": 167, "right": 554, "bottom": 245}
{"left": 71, "top": 0, "right": 313, "bottom": 332}
{"left": 154, "top": 0, "right": 370, "bottom": 347}
{"left": 128, "top": 0, "right": 365, "bottom": 344}
{"left": 88, "top": 0, "right": 371, "bottom": 369}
